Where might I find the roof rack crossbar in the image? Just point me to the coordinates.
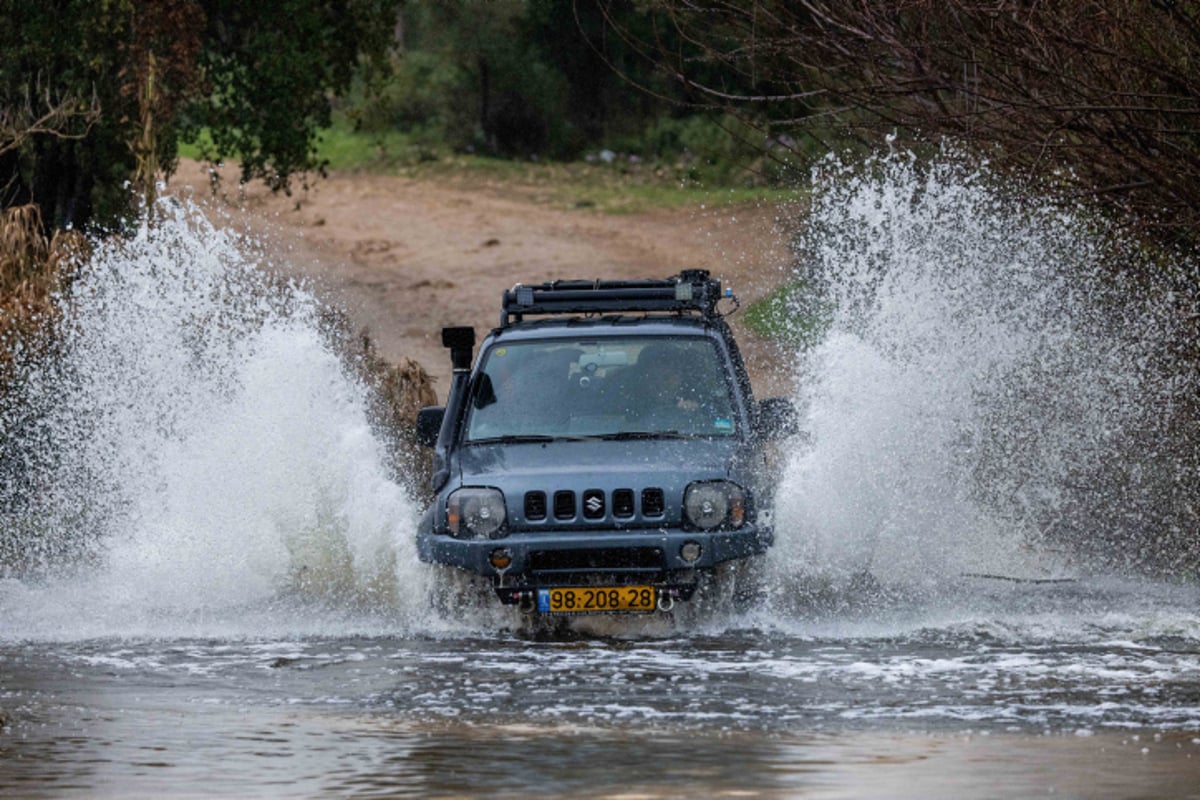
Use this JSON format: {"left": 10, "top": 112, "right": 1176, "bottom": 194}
{"left": 501, "top": 269, "right": 724, "bottom": 327}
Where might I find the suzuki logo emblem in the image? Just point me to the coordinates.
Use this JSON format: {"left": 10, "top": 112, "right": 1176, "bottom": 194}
{"left": 586, "top": 496, "right": 603, "bottom": 513}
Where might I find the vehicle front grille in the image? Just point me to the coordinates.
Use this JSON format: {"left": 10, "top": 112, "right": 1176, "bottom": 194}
{"left": 516, "top": 486, "right": 671, "bottom": 528}
{"left": 553, "top": 490, "right": 575, "bottom": 520}
{"left": 612, "top": 489, "right": 635, "bottom": 518}
{"left": 641, "top": 487, "right": 665, "bottom": 517}
{"left": 582, "top": 489, "right": 605, "bottom": 519}
{"left": 525, "top": 491, "right": 547, "bottom": 521}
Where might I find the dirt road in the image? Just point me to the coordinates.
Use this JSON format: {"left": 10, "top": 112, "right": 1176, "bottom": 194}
{"left": 170, "top": 160, "right": 801, "bottom": 400}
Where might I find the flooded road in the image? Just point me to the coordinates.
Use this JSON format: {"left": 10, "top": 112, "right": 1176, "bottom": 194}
{"left": 4, "top": 575, "right": 1200, "bottom": 797}
{"left": 4, "top": 160, "right": 1200, "bottom": 796}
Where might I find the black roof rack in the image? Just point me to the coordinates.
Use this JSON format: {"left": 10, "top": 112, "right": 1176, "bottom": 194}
{"left": 500, "top": 269, "right": 728, "bottom": 327}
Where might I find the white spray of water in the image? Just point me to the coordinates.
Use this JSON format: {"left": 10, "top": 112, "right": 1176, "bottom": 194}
{"left": 0, "top": 201, "right": 435, "bottom": 638}
{"left": 768, "top": 152, "right": 1176, "bottom": 598}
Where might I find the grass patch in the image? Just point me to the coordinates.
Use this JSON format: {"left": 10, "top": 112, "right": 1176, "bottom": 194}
{"left": 315, "top": 125, "right": 440, "bottom": 171}
{"left": 178, "top": 121, "right": 806, "bottom": 214}
{"left": 742, "top": 281, "right": 829, "bottom": 348}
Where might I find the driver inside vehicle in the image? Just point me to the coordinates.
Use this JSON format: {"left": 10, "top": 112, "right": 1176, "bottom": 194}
{"left": 470, "top": 347, "right": 579, "bottom": 436}
{"left": 625, "top": 342, "right": 722, "bottom": 435}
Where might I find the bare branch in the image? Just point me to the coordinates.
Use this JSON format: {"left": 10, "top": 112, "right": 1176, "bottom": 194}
{"left": 630, "top": 0, "right": 1200, "bottom": 243}
{"left": 0, "top": 77, "right": 101, "bottom": 157}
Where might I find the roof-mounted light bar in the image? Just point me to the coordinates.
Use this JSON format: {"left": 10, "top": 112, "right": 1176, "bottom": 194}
{"left": 500, "top": 269, "right": 728, "bottom": 327}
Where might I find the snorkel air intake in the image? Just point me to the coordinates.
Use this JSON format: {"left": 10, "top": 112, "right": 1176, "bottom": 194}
{"left": 428, "top": 326, "right": 475, "bottom": 491}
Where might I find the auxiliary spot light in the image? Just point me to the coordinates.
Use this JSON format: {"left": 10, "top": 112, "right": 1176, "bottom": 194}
{"left": 489, "top": 549, "right": 512, "bottom": 570}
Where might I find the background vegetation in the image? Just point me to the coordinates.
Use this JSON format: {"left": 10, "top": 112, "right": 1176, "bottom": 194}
{"left": 5, "top": 0, "right": 1199, "bottom": 247}
{"left": 337, "top": 1, "right": 817, "bottom": 181}
{"left": 1, "top": 0, "right": 403, "bottom": 231}
{"left": 2, "top": 1, "right": 1199, "bottom": 571}
{"left": 1, "top": 0, "right": 817, "bottom": 234}
{"left": 625, "top": 1, "right": 1200, "bottom": 249}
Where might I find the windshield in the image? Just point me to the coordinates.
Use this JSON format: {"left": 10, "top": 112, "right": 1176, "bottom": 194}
{"left": 465, "top": 337, "right": 738, "bottom": 441}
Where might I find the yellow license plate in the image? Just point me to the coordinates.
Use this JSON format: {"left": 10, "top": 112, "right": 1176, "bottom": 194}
{"left": 537, "top": 585, "right": 656, "bottom": 614}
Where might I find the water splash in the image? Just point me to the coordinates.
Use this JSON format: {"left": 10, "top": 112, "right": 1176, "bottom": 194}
{"left": 769, "top": 151, "right": 1197, "bottom": 601}
{"left": 2, "top": 159, "right": 1194, "bottom": 641}
{"left": 0, "top": 201, "right": 432, "bottom": 638}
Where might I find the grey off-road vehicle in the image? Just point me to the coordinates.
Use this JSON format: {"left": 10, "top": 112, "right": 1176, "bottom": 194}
{"left": 415, "top": 270, "right": 796, "bottom": 616}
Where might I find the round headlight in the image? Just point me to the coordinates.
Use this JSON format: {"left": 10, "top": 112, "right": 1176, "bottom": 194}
{"left": 447, "top": 487, "right": 507, "bottom": 539}
{"left": 683, "top": 482, "right": 745, "bottom": 530}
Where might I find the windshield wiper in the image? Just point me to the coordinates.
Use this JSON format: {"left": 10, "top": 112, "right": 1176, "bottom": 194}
{"left": 600, "top": 430, "right": 688, "bottom": 440}
{"left": 468, "top": 431, "right": 691, "bottom": 444}
{"left": 467, "top": 434, "right": 557, "bottom": 444}
{"left": 467, "top": 434, "right": 594, "bottom": 444}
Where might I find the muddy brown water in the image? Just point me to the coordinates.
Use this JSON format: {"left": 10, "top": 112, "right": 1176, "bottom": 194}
{"left": 3, "top": 575, "right": 1200, "bottom": 798}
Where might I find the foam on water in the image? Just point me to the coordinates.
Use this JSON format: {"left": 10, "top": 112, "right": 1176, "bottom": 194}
{"left": 0, "top": 201, "right": 434, "bottom": 639}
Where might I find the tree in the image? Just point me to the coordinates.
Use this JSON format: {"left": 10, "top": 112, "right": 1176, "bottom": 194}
{"left": 0, "top": 0, "right": 401, "bottom": 231}
{"left": 355, "top": 0, "right": 728, "bottom": 160}
{"left": 0, "top": 79, "right": 100, "bottom": 160}
{"left": 183, "top": 0, "right": 400, "bottom": 189}
{"left": 624, "top": 0, "right": 1200, "bottom": 246}
{"left": 1, "top": 1, "right": 141, "bottom": 229}
{"left": 369, "top": 0, "right": 575, "bottom": 157}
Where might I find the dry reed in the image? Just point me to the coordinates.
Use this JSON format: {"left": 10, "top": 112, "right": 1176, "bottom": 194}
{"left": 356, "top": 329, "right": 439, "bottom": 495}
{"left": 318, "top": 306, "right": 439, "bottom": 493}
{"left": 1, "top": 204, "right": 88, "bottom": 390}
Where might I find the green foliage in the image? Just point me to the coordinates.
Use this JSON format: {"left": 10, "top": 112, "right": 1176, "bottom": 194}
{"left": 337, "top": 1, "right": 824, "bottom": 185}
{"left": 625, "top": 114, "right": 760, "bottom": 184}
{"left": 3, "top": 0, "right": 821, "bottom": 232}
{"left": 352, "top": 50, "right": 476, "bottom": 151}
{"left": 180, "top": 0, "right": 401, "bottom": 191}
{"left": 0, "top": 0, "right": 140, "bottom": 228}
{"left": 302, "top": 116, "right": 797, "bottom": 212}
{"left": 742, "top": 281, "right": 829, "bottom": 349}
{"left": 1, "top": 0, "right": 401, "bottom": 229}
{"left": 317, "top": 120, "right": 440, "bottom": 171}
{"left": 349, "top": 0, "right": 580, "bottom": 158}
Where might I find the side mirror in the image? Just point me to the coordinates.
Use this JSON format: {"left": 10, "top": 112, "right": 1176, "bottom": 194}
{"left": 415, "top": 406, "right": 446, "bottom": 447}
{"left": 755, "top": 397, "right": 800, "bottom": 440}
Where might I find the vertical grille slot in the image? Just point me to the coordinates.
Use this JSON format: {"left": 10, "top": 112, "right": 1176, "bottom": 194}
{"left": 612, "top": 489, "right": 635, "bottom": 518}
{"left": 553, "top": 490, "right": 576, "bottom": 520}
{"left": 641, "top": 487, "right": 665, "bottom": 517}
{"left": 524, "top": 491, "right": 547, "bottom": 521}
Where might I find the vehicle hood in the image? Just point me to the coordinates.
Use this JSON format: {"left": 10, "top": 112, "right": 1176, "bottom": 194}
{"left": 456, "top": 437, "right": 744, "bottom": 483}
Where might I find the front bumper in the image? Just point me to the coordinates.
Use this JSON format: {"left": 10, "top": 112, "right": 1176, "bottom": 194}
{"left": 417, "top": 524, "right": 772, "bottom": 584}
